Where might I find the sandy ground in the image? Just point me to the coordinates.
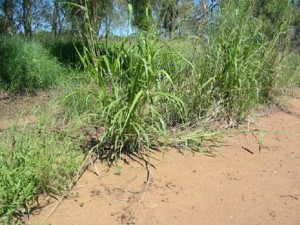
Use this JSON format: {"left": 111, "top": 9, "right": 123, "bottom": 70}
{"left": 1, "top": 91, "right": 300, "bottom": 225}
{"left": 0, "top": 91, "right": 51, "bottom": 130}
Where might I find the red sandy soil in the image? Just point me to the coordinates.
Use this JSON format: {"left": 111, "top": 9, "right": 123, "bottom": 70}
{"left": 2, "top": 91, "right": 300, "bottom": 225}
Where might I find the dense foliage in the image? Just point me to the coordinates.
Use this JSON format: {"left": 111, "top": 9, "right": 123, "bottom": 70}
{"left": 0, "top": 36, "right": 67, "bottom": 92}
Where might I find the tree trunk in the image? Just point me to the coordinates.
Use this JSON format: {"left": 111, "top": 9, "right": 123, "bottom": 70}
{"left": 23, "top": 0, "right": 32, "bottom": 38}
{"left": 3, "top": 0, "right": 14, "bottom": 35}
{"left": 52, "top": 0, "right": 59, "bottom": 37}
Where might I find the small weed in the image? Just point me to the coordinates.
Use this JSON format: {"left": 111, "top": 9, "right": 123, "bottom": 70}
{"left": 258, "top": 130, "right": 265, "bottom": 153}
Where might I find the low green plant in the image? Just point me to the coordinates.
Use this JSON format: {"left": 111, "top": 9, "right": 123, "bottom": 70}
{"left": 0, "top": 124, "right": 83, "bottom": 223}
{"left": 258, "top": 130, "right": 265, "bottom": 153}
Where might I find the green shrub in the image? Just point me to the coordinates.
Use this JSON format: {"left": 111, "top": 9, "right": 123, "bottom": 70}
{"left": 274, "top": 52, "right": 300, "bottom": 95}
{"left": 44, "top": 38, "right": 84, "bottom": 67}
{"left": 34, "top": 32, "right": 89, "bottom": 68}
{"left": 0, "top": 36, "right": 67, "bottom": 92}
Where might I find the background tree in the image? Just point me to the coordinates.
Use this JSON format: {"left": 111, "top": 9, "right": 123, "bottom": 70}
{"left": 130, "top": 0, "right": 154, "bottom": 32}
{"left": 253, "top": 0, "right": 294, "bottom": 39}
{"left": 291, "top": 0, "right": 300, "bottom": 47}
{"left": 174, "top": 0, "right": 195, "bottom": 36}
{"left": 3, "top": 0, "right": 14, "bottom": 34}
{"left": 52, "top": 0, "right": 59, "bottom": 36}
{"left": 158, "top": 0, "right": 179, "bottom": 37}
{"left": 99, "top": 0, "right": 114, "bottom": 36}
{"left": 23, "top": 0, "right": 32, "bottom": 37}
{"left": 31, "top": 0, "right": 52, "bottom": 31}
{"left": 62, "top": 0, "right": 113, "bottom": 36}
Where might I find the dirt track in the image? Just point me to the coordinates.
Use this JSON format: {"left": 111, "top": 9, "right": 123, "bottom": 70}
{"left": 4, "top": 91, "right": 299, "bottom": 225}
{"left": 0, "top": 91, "right": 50, "bottom": 131}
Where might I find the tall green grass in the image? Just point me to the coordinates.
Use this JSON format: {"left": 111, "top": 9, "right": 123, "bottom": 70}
{"left": 163, "top": 0, "right": 297, "bottom": 125}
{"left": 78, "top": 33, "right": 186, "bottom": 160}
{"left": 0, "top": 36, "right": 67, "bottom": 92}
{"left": 66, "top": 0, "right": 300, "bottom": 159}
{"left": 188, "top": 5, "right": 275, "bottom": 124}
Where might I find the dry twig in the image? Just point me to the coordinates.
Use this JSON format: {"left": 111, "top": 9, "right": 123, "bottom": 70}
{"left": 138, "top": 154, "right": 153, "bottom": 203}
{"left": 41, "top": 145, "right": 98, "bottom": 225}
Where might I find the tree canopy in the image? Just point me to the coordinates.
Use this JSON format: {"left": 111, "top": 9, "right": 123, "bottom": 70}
{"left": 0, "top": 0, "right": 298, "bottom": 45}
